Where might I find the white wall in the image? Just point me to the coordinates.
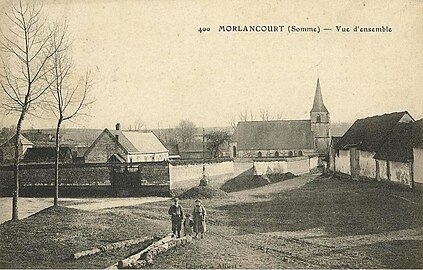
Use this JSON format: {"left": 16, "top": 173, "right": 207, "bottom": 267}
{"left": 309, "top": 156, "right": 318, "bottom": 170}
{"left": 254, "top": 161, "right": 288, "bottom": 175}
{"left": 169, "top": 161, "right": 234, "bottom": 189}
{"left": 389, "top": 161, "right": 411, "bottom": 186}
{"left": 413, "top": 148, "right": 423, "bottom": 185}
{"left": 359, "top": 150, "right": 376, "bottom": 179}
{"left": 253, "top": 156, "right": 315, "bottom": 176}
{"left": 127, "top": 152, "right": 169, "bottom": 162}
{"left": 376, "top": 159, "right": 389, "bottom": 180}
{"left": 335, "top": 150, "right": 350, "bottom": 175}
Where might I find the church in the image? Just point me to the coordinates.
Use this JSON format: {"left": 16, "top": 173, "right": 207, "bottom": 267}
{"left": 230, "top": 78, "right": 331, "bottom": 161}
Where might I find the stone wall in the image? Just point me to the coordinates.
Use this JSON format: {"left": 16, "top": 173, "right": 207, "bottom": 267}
{"left": 0, "top": 162, "right": 170, "bottom": 197}
{"left": 169, "top": 161, "right": 234, "bottom": 190}
{"left": 253, "top": 156, "right": 318, "bottom": 176}
{"left": 84, "top": 132, "right": 127, "bottom": 163}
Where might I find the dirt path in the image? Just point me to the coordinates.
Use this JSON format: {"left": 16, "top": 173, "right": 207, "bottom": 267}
{"left": 0, "top": 197, "right": 170, "bottom": 224}
{"left": 231, "top": 173, "right": 318, "bottom": 202}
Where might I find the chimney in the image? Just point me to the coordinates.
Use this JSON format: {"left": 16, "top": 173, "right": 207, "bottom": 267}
{"left": 115, "top": 123, "right": 121, "bottom": 141}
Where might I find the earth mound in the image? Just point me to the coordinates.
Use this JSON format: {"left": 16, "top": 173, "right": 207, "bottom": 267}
{"left": 179, "top": 185, "right": 230, "bottom": 199}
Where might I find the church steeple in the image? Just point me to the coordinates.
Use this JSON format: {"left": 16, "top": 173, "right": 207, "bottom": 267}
{"left": 310, "top": 78, "right": 330, "bottom": 157}
{"left": 311, "top": 78, "right": 328, "bottom": 113}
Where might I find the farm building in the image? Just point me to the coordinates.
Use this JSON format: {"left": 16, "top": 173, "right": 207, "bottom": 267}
{"left": 332, "top": 111, "right": 423, "bottom": 188}
{"left": 0, "top": 134, "right": 33, "bottom": 162}
{"left": 84, "top": 123, "right": 169, "bottom": 163}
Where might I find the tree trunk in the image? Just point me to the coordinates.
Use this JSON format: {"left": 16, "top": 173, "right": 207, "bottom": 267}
{"left": 54, "top": 119, "right": 62, "bottom": 206}
{"left": 12, "top": 112, "right": 26, "bottom": 220}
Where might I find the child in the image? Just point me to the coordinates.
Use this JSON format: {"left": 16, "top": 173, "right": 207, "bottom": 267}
{"left": 183, "top": 213, "right": 194, "bottom": 237}
{"left": 168, "top": 197, "right": 184, "bottom": 238}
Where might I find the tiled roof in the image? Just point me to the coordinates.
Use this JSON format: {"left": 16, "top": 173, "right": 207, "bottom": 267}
{"left": 335, "top": 111, "right": 410, "bottom": 152}
{"left": 235, "top": 120, "right": 315, "bottom": 150}
{"left": 23, "top": 147, "right": 72, "bottom": 162}
{"left": 110, "top": 131, "right": 168, "bottom": 154}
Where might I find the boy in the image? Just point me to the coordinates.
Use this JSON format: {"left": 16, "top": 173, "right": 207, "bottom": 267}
{"left": 168, "top": 197, "right": 184, "bottom": 238}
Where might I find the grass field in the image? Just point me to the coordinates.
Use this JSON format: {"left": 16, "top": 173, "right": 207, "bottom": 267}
{"left": 0, "top": 175, "right": 422, "bottom": 268}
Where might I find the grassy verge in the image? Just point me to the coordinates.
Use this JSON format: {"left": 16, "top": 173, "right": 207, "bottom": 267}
{"left": 0, "top": 175, "right": 422, "bottom": 268}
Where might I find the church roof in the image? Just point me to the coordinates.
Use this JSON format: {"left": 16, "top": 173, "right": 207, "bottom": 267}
{"left": 310, "top": 78, "right": 329, "bottom": 113}
{"left": 235, "top": 120, "right": 315, "bottom": 150}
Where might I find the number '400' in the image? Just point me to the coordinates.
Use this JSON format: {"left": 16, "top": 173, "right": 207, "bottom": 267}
{"left": 198, "top": 27, "right": 210, "bottom": 33}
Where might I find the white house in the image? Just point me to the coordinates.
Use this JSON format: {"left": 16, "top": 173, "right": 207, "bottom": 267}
{"left": 84, "top": 123, "right": 169, "bottom": 163}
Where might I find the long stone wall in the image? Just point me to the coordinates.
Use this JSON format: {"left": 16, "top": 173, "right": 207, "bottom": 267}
{"left": 169, "top": 161, "right": 234, "bottom": 190}
{"left": 253, "top": 156, "right": 318, "bottom": 176}
{"left": 0, "top": 162, "right": 170, "bottom": 197}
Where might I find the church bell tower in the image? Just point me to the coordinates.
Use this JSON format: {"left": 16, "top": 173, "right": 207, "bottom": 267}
{"left": 310, "top": 78, "right": 330, "bottom": 156}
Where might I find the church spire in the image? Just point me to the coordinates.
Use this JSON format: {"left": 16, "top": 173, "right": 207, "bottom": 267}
{"left": 311, "top": 78, "right": 328, "bottom": 113}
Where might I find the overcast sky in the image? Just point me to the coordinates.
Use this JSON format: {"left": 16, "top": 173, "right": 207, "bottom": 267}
{"left": 0, "top": 0, "right": 422, "bottom": 130}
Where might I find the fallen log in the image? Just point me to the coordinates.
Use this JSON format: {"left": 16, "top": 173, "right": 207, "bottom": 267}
{"left": 72, "top": 236, "right": 154, "bottom": 260}
{"left": 113, "top": 234, "right": 191, "bottom": 269}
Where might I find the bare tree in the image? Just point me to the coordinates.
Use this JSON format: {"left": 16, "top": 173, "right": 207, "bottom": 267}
{"left": 0, "top": 1, "right": 62, "bottom": 220}
{"left": 44, "top": 24, "right": 92, "bottom": 206}
{"left": 275, "top": 111, "right": 284, "bottom": 120}
{"left": 260, "top": 109, "right": 270, "bottom": 121}
{"left": 175, "top": 120, "right": 196, "bottom": 143}
{"left": 128, "top": 120, "right": 145, "bottom": 131}
{"left": 238, "top": 110, "right": 248, "bottom": 122}
{"left": 205, "top": 130, "right": 231, "bottom": 158}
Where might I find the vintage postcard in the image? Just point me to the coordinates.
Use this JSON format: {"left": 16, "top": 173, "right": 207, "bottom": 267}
{"left": 0, "top": 0, "right": 422, "bottom": 269}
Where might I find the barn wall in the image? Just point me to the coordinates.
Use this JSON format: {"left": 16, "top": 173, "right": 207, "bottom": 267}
{"left": 376, "top": 159, "right": 389, "bottom": 181}
{"left": 390, "top": 161, "right": 412, "bottom": 186}
{"left": 359, "top": 150, "right": 376, "bottom": 179}
{"left": 335, "top": 150, "right": 350, "bottom": 175}
{"left": 413, "top": 148, "right": 423, "bottom": 186}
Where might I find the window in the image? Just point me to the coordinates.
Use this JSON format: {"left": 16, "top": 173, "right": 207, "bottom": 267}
{"left": 258, "top": 151, "right": 262, "bottom": 158}
{"left": 275, "top": 151, "right": 279, "bottom": 157}
{"left": 288, "top": 151, "right": 293, "bottom": 157}
{"left": 298, "top": 150, "right": 303, "bottom": 156}
{"left": 316, "top": 114, "right": 321, "bottom": 123}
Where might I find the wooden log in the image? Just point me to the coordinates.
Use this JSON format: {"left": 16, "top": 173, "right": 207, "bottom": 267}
{"left": 72, "top": 236, "right": 154, "bottom": 260}
{"left": 117, "top": 234, "right": 173, "bottom": 269}
{"left": 133, "top": 237, "right": 190, "bottom": 268}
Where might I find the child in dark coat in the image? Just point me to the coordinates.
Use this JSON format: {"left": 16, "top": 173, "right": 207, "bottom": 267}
{"left": 168, "top": 198, "right": 184, "bottom": 238}
{"left": 183, "top": 213, "right": 194, "bottom": 237}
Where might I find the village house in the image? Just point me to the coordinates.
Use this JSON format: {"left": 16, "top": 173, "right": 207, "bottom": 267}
{"left": 0, "top": 134, "right": 33, "bottom": 162}
{"left": 22, "top": 147, "right": 74, "bottom": 163}
{"left": 230, "top": 78, "right": 331, "bottom": 162}
{"left": 332, "top": 111, "right": 423, "bottom": 188}
{"left": 412, "top": 119, "right": 423, "bottom": 189}
{"left": 84, "top": 123, "right": 169, "bottom": 163}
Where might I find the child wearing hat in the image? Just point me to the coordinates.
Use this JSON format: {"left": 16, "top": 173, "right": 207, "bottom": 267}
{"left": 192, "top": 199, "right": 207, "bottom": 239}
{"left": 168, "top": 197, "right": 184, "bottom": 238}
{"left": 183, "top": 213, "right": 194, "bottom": 237}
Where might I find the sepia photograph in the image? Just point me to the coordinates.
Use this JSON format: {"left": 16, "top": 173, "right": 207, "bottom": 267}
{"left": 0, "top": 0, "right": 422, "bottom": 268}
